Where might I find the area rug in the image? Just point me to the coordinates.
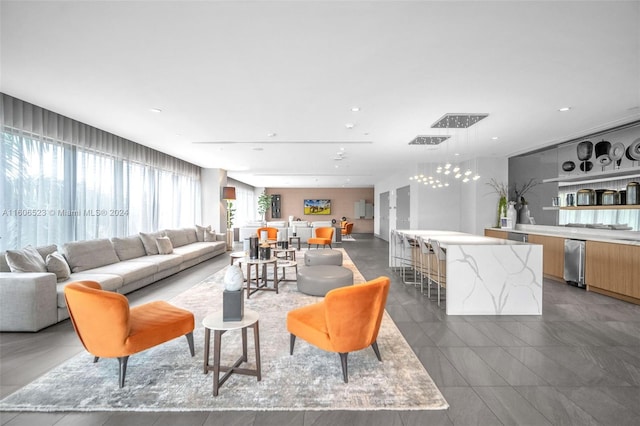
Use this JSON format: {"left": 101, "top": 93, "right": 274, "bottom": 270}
{"left": 0, "top": 249, "right": 448, "bottom": 412}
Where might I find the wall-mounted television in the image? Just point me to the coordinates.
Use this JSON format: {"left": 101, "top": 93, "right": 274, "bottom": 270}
{"left": 304, "top": 199, "right": 331, "bottom": 215}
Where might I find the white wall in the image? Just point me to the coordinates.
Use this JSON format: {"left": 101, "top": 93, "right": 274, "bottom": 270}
{"left": 374, "top": 156, "right": 508, "bottom": 238}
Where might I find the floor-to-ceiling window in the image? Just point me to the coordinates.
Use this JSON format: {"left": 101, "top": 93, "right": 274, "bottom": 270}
{"left": 1, "top": 94, "right": 201, "bottom": 251}
{"left": 228, "top": 178, "right": 256, "bottom": 227}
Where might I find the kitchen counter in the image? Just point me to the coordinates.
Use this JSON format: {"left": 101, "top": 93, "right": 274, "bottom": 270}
{"left": 394, "top": 230, "right": 542, "bottom": 316}
{"left": 488, "top": 224, "right": 640, "bottom": 246}
{"left": 485, "top": 226, "right": 640, "bottom": 305}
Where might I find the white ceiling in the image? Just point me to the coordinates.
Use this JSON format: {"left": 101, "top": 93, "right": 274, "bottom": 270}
{"left": 2, "top": 0, "right": 639, "bottom": 188}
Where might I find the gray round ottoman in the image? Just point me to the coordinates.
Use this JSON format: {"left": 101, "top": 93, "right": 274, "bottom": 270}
{"left": 304, "top": 249, "right": 343, "bottom": 266}
{"left": 297, "top": 265, "right": 353, "bottom": 296}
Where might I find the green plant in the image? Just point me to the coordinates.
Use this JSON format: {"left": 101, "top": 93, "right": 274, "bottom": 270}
{"left": 487, "top": 178, "right": 508, "bottom": 227}
{"left": 257, "top": 191, "right": 272, "bottom": 221}
{"left": 226, "top": 201, "right": 235, "bottom": 228}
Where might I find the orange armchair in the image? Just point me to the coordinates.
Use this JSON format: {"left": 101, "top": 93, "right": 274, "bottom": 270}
{"left": 287, "top": 276, "right": 390, "bottom": 382}
{"left": 307, "top": 226, "right": 334, "bottom": 249}
{"left": 341, "top": 222, "right": 353, "bottom": 236}
{"left": 64, "top": 281, "right": 195, "bottom": 387}
{"left": 256, "top": 227, "right": 278, "bottom": 241}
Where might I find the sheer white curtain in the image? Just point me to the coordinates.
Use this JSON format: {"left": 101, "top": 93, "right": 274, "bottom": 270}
{"left": 1, "top": 132, "right": 69, "bottom": 248}
{"left": 1, "top": 94, "right": 203, "bottom": 250}
{"left": 228, "top": 178, "right": 256, "bottom": 226}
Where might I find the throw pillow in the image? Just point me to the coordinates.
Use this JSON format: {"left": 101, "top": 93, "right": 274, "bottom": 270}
{"left": 5, "top": 245, "right": 47, "bottom": 273}
{"left": 204, "top": 230, "right": 217, "bottom": 242}
{"left": 139, "top": 231, "right": 165, "bottom": 255}
{"left": 195, "top": 224, "right": 211, "bottom": 242}
{"left": 46, "top": 252, "right": 71, "bottom": 282}
{"left": 156, "top": 236, "right": 174, "bottom": 255}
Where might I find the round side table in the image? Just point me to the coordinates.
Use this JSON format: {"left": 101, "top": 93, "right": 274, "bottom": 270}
{"left": 202, "top": 309, "right": 261, "bottom": 396}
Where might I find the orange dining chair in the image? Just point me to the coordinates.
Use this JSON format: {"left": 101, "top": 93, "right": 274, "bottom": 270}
{"left": 307, "top": 227, "right": 334, "bottom": 249}
{"left": 286, "top": 276, "right": 390, "bottom": 382}
{"left": 256, "top": 227, "right": 278, "bottom": 241}
{"left": 64, "top": 281, "right": 195, "bottom": 387}
{"left": 341, "top": 222, "right": 354, "bottom": 236}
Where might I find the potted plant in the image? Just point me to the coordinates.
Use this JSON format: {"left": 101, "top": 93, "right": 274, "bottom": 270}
{"left": 257, "top": 191, "right": 272, "bottom": 224}
{"left": 225, "top": 200, "right": 236, "bottom": 251}
{"left": 487, "top": 178, "right": 508, "bottom": 228}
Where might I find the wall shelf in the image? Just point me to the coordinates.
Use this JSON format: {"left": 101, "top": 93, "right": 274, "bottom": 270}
{"left": 543, "top": 172, "right": 640, "bottom": 185}
{"left": 560, "top": 205, "right": 639, "bottom": 210}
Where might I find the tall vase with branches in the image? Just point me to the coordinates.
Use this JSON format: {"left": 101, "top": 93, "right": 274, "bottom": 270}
{"left": 512, "top": 178, "right": 540, "bottom": 224}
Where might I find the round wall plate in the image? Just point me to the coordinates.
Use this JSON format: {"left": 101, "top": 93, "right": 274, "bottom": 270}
{"left": 610, "top": 142, "right": 625, "bottom": 160}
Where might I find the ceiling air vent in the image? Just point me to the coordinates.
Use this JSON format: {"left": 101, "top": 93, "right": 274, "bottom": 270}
{"left": 409, "top": 135, "right": 451, "bottom": 145}
{"left": 431, "top": 113, "right": 489, "bottom": 129}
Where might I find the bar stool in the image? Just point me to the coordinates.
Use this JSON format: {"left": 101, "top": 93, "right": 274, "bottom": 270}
{"left": 417, "top": 236, "right": 433, "bottom": 297}
{"left": 429, "top": 239, "right": 446, "bottom": 306}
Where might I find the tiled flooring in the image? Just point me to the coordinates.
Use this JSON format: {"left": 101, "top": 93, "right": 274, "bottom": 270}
{"left": 1, "top": 234, "right": 639, "bottom": 425}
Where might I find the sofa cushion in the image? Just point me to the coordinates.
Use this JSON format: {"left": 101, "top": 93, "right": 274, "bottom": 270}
{"left": 267, "top": 221, "right": 287, "bottom": 228}
{"left": 164, "top": 228, "right": 187, "bottom": 248}
{"left": 56, "top": 273, "right": 124, "bottom": 309}
{"left": 163, "top": 227, "right": 199, "bottom": 246}
{"left": 46, "top": 252, "right": 71, "bottom": 281}
{"left": 36, "top": 245, "right": 58, "bottom": 262}
{"left": 156, "top": 236, "right": 174, "bottom": 254}
{"left": 128, "top": 254, "right": 183, "bottom": 272}
{"left": 78, "top": 261, "right": 157, "bottom": 285}
{"left": 111, "top": 235, "right": 146, "bottom": 261}
{"left": 139, "top": 231, "right": 165, "bottom": 255}
{"left": 63, "top": 239, "right": 120, "bottom": 273}
{"left": 172, "top": 242, "right": 218, "bottom": 261}
{"left": 195, "top": 224, "right": 211, "bottom": 242}
{"left": 5, "top": 245, "right": 47, "bottom": 273}
{"left": 204, "top": 230, "right": 217, "bottom": 242}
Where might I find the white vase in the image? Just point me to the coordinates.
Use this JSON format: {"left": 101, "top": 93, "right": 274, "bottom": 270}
{"left": 507, "top": 203, "right": 517, "bottom": 228}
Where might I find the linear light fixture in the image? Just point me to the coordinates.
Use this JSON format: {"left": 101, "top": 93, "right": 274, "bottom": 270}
{"left": 408, "top": 135, "right": 451, "bottom": 145}
{"left": 431, "top": 113, "right": 489, "bottom": 129}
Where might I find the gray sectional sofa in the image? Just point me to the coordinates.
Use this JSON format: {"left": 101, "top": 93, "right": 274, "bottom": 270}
{"left": 0, "top": 227, "right": 226, "bottom": 332}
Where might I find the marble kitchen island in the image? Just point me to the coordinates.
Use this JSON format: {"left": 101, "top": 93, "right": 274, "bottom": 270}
{"left": 394, "top": 230, "right": 543, "bottom": 315}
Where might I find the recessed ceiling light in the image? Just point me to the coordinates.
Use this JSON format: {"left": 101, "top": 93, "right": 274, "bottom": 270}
{"left": 351, "top": 107, "right": 360, "bottom": 112}
{"left": 491, "top": 136, "right": 499, "bottom": 140}
{"left": 150, "top": 108, "right": 162, "bottom": 113}
{"left": 267, "top": 132, "right": 277, "bottom": 137}
{"left": 345, "top": 123, "right": 355, "bottom": 129}
{"left": 558, "top": 107, "right": 571, "bottom": 112}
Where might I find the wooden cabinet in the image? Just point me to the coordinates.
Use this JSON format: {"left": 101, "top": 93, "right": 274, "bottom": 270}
{"left": 586, "top": 241, "right": 640, "bottom": 304}
{"left": 484, "top": 229, "right": 507, "bottom": 239}
{"left": 527, "top": 234, "right": 565, "bottom": 281}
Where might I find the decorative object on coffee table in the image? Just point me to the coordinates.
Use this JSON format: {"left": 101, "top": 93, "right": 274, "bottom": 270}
{"left": 223, "top": 265, "right": 244, "bottom": 321}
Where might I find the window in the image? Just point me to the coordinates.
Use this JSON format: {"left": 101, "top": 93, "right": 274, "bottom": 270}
{"left": 0, "top": 131, "right": 201, "bottom": 250}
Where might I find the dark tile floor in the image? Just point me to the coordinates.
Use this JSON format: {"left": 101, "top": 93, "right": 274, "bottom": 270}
{"left": 1, "top": 234, "right": 639, "bottom": 425}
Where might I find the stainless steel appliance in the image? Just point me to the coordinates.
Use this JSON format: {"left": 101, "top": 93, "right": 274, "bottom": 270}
{"left": 627, "top": 182, "right": 639, "bottom": 205}
{"left": 564, "top": 239, "right": 586, "bottom": 288}
{"left": 576, "top": 189, "right": 596, "bottom": 206}
{"left": 602, "top": 190, "right": 617, "bottom": 205}
{"left": 507, "top": 232, "right": 528, "bottom": 242}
